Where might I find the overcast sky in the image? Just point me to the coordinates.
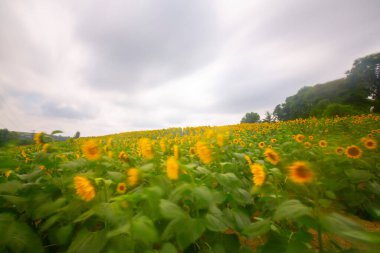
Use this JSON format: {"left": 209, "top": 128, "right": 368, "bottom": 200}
{"left": 0, "top": 0, "right": 379, "bottom": 136}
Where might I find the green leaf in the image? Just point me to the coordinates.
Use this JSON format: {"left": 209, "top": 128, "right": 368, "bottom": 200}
{"left": 54, "top": 224, "right": 74, "bottom": 245}
{"left": 159, "top": 199, "right": 187, "bottom": 219}
{"left": 193, "top": 186, "right": 213, "bottom": 209}
{"left": 159, "top": 243, "right": 177, "bottom": 253}
{"left": 274, "top": 199, "right": 311, "bottom": 221}
{"left": 325, "top": 190, "right": 336, "bottom": 200}
{"left": 205, "top": 213, "right": 228, "bottom": 232}
{"left": 0, "top": 181, "right": 23, "bottom": 194}
{"left": 131, "top": 216, "right": 158, "bottom": 244}
{"left": 33, "top": 197, "right": 66, "bottom": 219}
{"left": 67, "top": 228, "right": 107, "bottom": 253}
{"left": 0, "top": 213, "right": 44, "bottom": 253}
{"left": 320, "top": 213, "right": 380, "bottom": 244}
{"left": 242, "top": 219, "right": 271, "bottom": 238}
{"left": 215, "top": 173, "right": 240, "bottom": 189}
{"left": 345, "top": 169, "right": 373, "bottom": 183}
{"left": 176, "top": 218, "right": 205, "bottom": 250}
{"left": 51, "top": 130, "right": 63, "bottom": 135}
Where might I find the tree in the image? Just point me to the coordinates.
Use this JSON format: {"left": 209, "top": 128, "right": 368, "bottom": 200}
{"left": 346, "top": 52, "right": 380, "bottom": 111}
{"left": 241, "top": 112, "right": 260, "bottom": 123}
{"left": 74, "top": 131, "right": 80, "bottom": 139}
{"left": 262, "top": 111, "right": 274, "bottom": 122}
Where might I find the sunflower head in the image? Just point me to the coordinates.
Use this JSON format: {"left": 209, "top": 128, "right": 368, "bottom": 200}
{"left": 363, "top": 138, "right": 377, "bottom": 150}
{"left": 34, "top": 132, "right": 43, "bottom": 145}
{"left": 250, "top": 163, "right": 266, "bottom": 186}
{"left": 335, "top": 147, "right": 344, "bottom": 155}
{"left": 258, "top": 142, "right": 265, "bottom": 148}
{"left": 82, "top": 140, "right": 101, "bottom": 161}
{"left": 74, "top": 176, "right": 96, "bottom": 201}
{"left": 264, "top": 148, "right": 280, "bottom": 165}
{"left": 127, "top": 168, "right": 139, "bottom": 187}
{"left": 116, "top": 182, "right": 127, "bottom": 194}
{"left": 166, "top": 156, "right": 179, "bottom": 180}
{"left": 345, "top": 145, "right": 362, "bottom": 159}
{"left": 295, "top": 134, "right": 305, "bottom": 143}
{"left": 319, "top": 140, "right": 327, "bottom": 148}
{"left": 304, "top": 142, "right": 312, "bottom": 148}
{"left": 288, "top": 161, "right": 314, "bottom": 184}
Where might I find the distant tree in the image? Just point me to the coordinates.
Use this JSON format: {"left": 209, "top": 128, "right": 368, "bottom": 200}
{"left": 74, "top": 131, "right": 80, "bottom": 139}
{"left": 262, "top": 111, "right": 274, "bottom": 122}
{"left": 241, "top": 112, "right": 260, "bottom": 123}
{"left": 323, "top": 103, "right": 359, "bottom": 117}
{"left": 346, "top": 52, "right": 380, "bottom": 111}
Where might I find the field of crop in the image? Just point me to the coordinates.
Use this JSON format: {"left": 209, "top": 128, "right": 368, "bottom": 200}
{"left": 1, "top": 114, "right": 380, "bottom": 253}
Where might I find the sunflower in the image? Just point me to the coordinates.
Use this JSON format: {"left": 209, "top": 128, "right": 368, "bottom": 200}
{"left": 74, "top": 176, "right": 96, "bottom": 201}
{"left": 309, "top": 135, "right": 314, "bottom": 140}
{"left": 116, "top": 182, "right": 127, "bottom": 194}
{"left": 288, "top": 161, "right": 314, "bottom": 184}
{"left": 118, "top": 151, "right": 128, "bottom": 162}
{"left": 34, "top": 132, "right": 43, "bottom": 145}
{"left": 250, "top": 163, "right": 266, "bottom": 186}
{"left": 166, "top": 156, "right": 179, "bottom": 180}
{"left": 82, "top": 140, "right": 101, "bottom": 160}
{"left": 264, "top": 148, "right": 280, "bottom": 165}
{"left": 42, "top": 143, "right": 50, "bottom": 153}
{"left": 138, "top": 138, "right": 154, "bottom": 159}
{"left": 318, "top": 140, "right": 327, "bottom": 148}
{"left": 258, "top": 142, "right": 265, "bottom": 148}
{"left": 127, "top": 168, "right": 139, "bottom": 187}
{"left": 244, "top": 155, "right": 252, "bottom": 166}
{"left": 295, "top": 134, "right": 305, "bottom": 143}
{"left": 217, "top": 134, "right": 224, "bottom": 147}
{"left": 160, "top": 140, "right": 166, "bottom": 153}
{"left": 271, "top": 138, "right": 277, "bottom": 143}
{"left": 304, "top": 142, "right": 312, "bottom": 148}
{"left": 345, "top": 145, "right": 362, "bottom": 159}
{"left": 363, "top": 138, "right": 377, "bottom": 150}
{"left": 335, "top": 147, "right": 344, "bottom": 155}
{"left": 173, "top": 145, "right": 180, "bottom": 159}
{"left": 196, "top": 141, "right": 212, "bottom": 164}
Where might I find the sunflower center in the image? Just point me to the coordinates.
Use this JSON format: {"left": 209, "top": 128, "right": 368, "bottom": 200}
{"left": 88, "top": 146, "right": 98, "bottom": 155}
{"left": 348, "top": 147, "right": 359, "bottom": 156}
{"left": 296, "top": 166, "right": 310, "bottom": 178}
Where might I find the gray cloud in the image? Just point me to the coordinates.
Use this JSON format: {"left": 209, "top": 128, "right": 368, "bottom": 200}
{"left": 76, "top": 0, "right": 222, "bottom": 92}
{"left": 40, "top": 101, "right": 96, "bottom": 119}
{"left": 0, "top": 0, "right": 379, "bottom": 136}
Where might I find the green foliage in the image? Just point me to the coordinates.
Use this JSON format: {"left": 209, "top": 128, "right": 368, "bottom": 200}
{"left": 323, "top": 103, "right": 359, "bottom": 117}
{"left": 0, "top": 115, "right": 380, "bottom": 252}
{"left": 273, "top": 52, "right": 380, "bottom": 120}
{"left": 241, "top": 112, "right": 260, "bottom": 123}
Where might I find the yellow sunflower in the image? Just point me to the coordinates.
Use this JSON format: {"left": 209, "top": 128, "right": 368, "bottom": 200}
{"left": 74, "top": 176, "right": 96, "bottom": 201}
{"left": 304, "top": 142, "right": 312, "bottom": 148}
{"left": 288, "top": 161, "right": 314, "bottom": 184}
{"left": 264, "top": 148, "right": 280, "bottom": 165}
{"left": 250, "top": 163, "right": 266, "bottom": 186}
{"left": 363, "top": 138, "right": 377, "bottom": 150}
{"left": 116, "top": 182, "right": 127, "bottom": 194}
{"left": 295, "top": 134, "right": 305, "bottom": 143}
{"left": 335, "top": 147, "right": 344, "bottom": 155}
{"left": 258, "top": 142, "right": 265, "bottom": 148}
{"left": 127, "top": 168, "right": 139, "bottom": 187}
{"left": 196, "top": 141, "right": 212, "bottom": 164}
{"left": 82, "top": 140, "right": 101, "bottom": 161}
{"left": 118, "top": 151, "right": 128, "bottom": 162}
{"left": 34, "top": 132, "right": 43, "bottom": 145}
{"left": 217, "top": 134, "right": 224, "bottom": 147}
{"left": 138, "top": 138, "right": 154, "bottom": 160}
{"left": 318, "top": 140, "right": 327, "bottom": 148}
{"left": 345, "top": 145, "right": 362, "bottom": 159}
{"left": 166, "top": 156, "right": 179, "bottom": 180}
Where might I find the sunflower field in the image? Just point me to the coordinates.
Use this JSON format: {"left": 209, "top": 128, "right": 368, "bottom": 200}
{"left": 1, "top": 114, "right": 380, "bottom": 253}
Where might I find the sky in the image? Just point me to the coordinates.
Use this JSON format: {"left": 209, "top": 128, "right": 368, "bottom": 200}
{"left": 0, "top": 0, "right": 379, "bottom": 137}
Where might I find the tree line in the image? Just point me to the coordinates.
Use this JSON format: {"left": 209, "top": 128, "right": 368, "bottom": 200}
{"left": 241, "top": 52, "right": 380, "bottom": 123}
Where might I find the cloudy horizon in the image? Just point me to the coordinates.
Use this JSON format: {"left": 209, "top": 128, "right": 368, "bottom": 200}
{"left": 1, "top": 0, "right": 379, "bottom": 137}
